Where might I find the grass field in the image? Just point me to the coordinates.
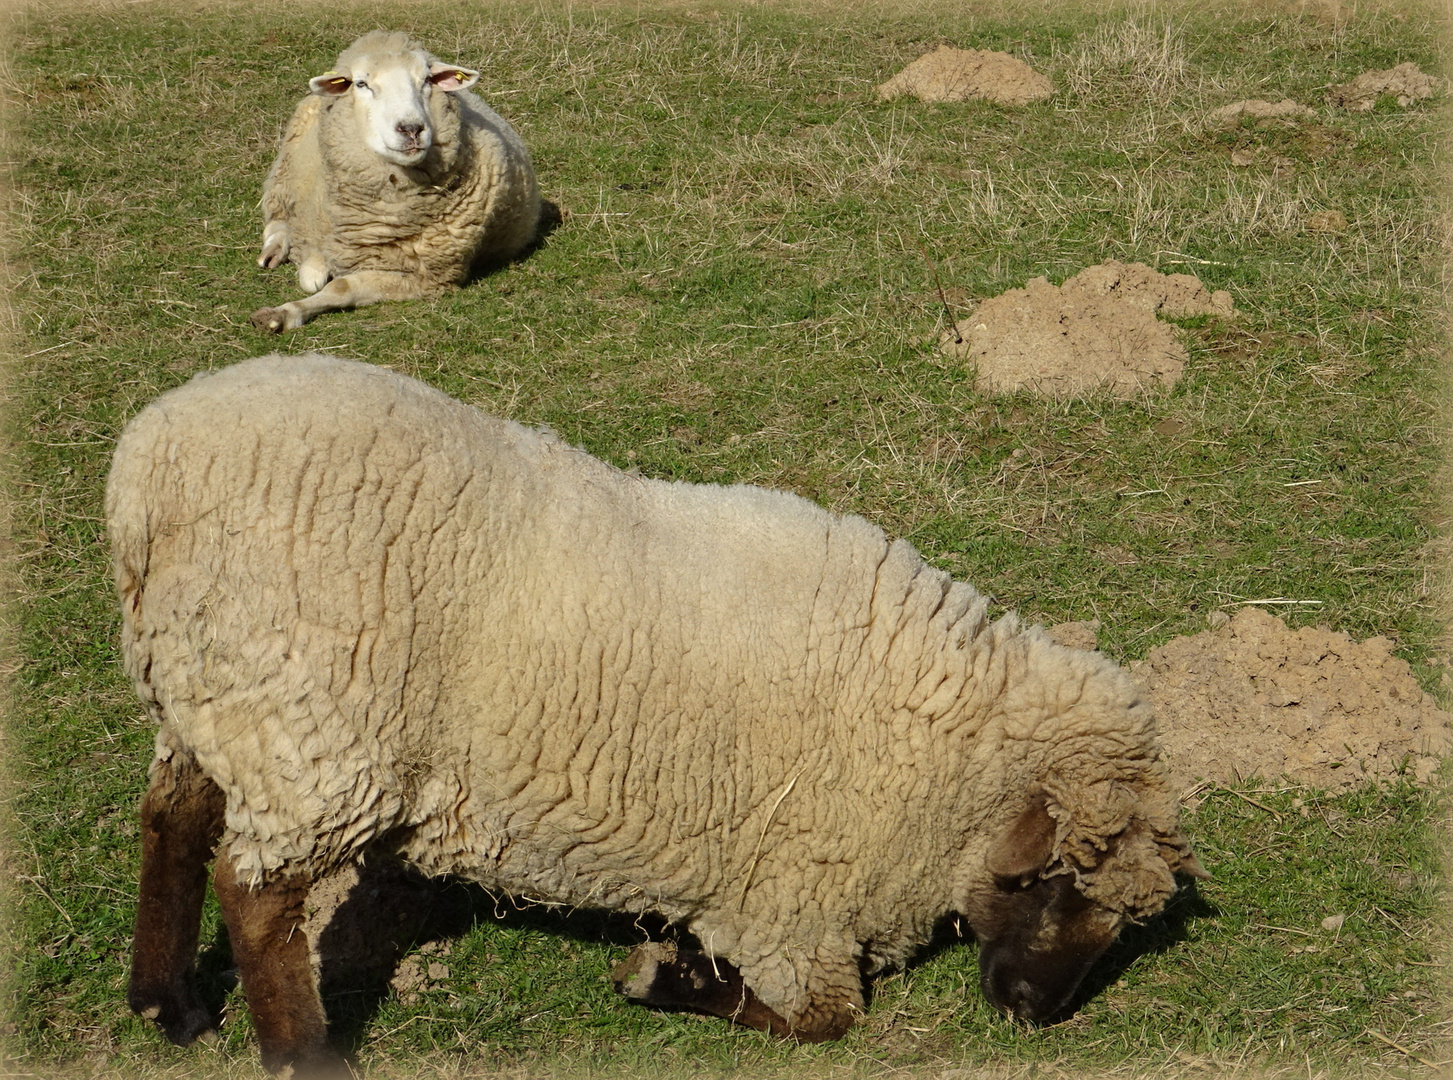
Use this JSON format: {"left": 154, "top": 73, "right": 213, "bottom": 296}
{"left": 1, "top": 0, "right": 1449, "bottom": 1076}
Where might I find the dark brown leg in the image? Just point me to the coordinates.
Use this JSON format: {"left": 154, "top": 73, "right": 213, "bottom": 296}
{"left": 213, "top": 852, "right": 344, "bottom": 1076}
{"left": 128, "top": 747, "right": 225, "bottom": 1045}
{"left": 610, "top": 943, "right": 856, "bottom": 1042}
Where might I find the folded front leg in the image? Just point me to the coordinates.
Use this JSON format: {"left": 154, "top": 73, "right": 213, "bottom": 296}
{"left": 249, "top": 270, "right": 444, "bottom": 333}
{"left": 258, "top": 221, "right": 291, "bottom": 270}
{"left": 611, "top": 942, "right": 859, "bottom": 1042}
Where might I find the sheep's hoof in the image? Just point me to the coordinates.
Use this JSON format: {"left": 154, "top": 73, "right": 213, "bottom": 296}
{"left": 264, "top": 1050, "right": 354, "bottom": 1079}
{"left": 250, "top": 306, "right": 292, "bottom": 334}
{"left": 610, "top": 941, "right": 677, "bottom": 1002}
{"left": 128, "top": 986, "right": 218, "bottom": 1046}
{"left": 259, "top": 223, "right": 290, "bottom": 269}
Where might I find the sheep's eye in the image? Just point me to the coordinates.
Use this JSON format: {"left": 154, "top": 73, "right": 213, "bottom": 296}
{"left": 355, "top": 79, "right": 370, "bottom": 90}
{"left": 995, "top": 872, "right": 1039, "bottom": 893}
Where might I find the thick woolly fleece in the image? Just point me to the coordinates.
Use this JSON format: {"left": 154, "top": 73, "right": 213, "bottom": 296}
{"left": 108, "top": 354, "right": 1183, "bottom": 1027}
{"left": 262, "top": 32, "right": 539, "bottom": 288}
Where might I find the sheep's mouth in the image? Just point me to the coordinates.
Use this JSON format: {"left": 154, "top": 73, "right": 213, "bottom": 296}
{"left": 381, "top": 144, "right": 431, "bottom": 167}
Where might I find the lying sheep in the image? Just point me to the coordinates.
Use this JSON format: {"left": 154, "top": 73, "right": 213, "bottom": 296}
{"left": 251, "top": 32, "right": 540, "bottom": 332}
{"left": 109, "top": 354, "right": 1205, "bottom": 1074}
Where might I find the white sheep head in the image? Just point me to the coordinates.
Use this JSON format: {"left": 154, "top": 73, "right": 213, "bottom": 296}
{"left": 309, "top": 31, "right": 479, "bottom": 167}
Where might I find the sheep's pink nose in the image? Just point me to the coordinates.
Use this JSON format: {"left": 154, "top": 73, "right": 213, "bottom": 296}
{"left": 397, "top": 122, "right": 424, "bottom": 140}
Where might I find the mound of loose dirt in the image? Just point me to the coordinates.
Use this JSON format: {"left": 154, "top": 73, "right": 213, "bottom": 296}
{"left": 940, "top": 260, "right": 1234, "bottom": 398}
{"left": 1127, "top": 607, "right": 1451, "bottom": 792}
{"left": 1327, "top": 62, "right": 1439, "bottom": 111}
{"left": 1207, "top": 98, "right": 1314, "bottom": 125}
{"left": 878, "top": 46, "right": 1052, "bottom": 106}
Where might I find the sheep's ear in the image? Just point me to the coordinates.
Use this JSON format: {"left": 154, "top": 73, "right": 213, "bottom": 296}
{"left": 1180, "top": 852, "right": 1211, "bottom": 880}
{"left": 428, "top": 62, "right": 479, "bottom": 92}
{"left": 986, "top": 793, "right": 1057, "bottom": 887}
{"left": 310, "top": 72, "right": 352, "bottom": 96}
{"left": 1160, "top": 840, "right": 1211, "bottom": 881}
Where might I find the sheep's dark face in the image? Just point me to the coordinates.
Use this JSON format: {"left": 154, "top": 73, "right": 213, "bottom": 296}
{"left": 964, "top": 789, "right": 1201, "bottom": 1023}
{"left": 973, "top": 871, "right": 1124, "bottom": 1022}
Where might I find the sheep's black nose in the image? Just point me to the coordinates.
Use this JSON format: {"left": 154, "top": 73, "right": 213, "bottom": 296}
{"left": 985, "top": 970, "right": 1047, "bottom": 1021}
{"left": 1002, "top": 979, "right": 1047, "bottom": 1021}
{"left": 397, "top": 122, "right": 424, "bottom": 138}
{"left": 979, "top": 951, "right": 1078, "bottom": 1025}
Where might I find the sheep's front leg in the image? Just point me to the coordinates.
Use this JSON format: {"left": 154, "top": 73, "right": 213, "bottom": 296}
{"left": 212, "top": 853, "right": 341, "bottom": 1075}
{"left": 249, "top": 270, "right": 438, "bottom": 333}
{"left": 610, "top": 943, "right": 858, "bottom": 1042}
{"left": 258, "top": 221, "right": 291, "bottom": 270}
{"left": 128, "top": 746, "right": 225, "bottom": 1046}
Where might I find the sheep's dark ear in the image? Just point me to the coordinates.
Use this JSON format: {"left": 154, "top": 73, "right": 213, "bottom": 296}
{"left": 309, "top": 72, "right": 352, "bottom": 96}
{"left": 986, "top": 793, "right": 1057, "bottom": 887}
{"left": 428, "top": 62, "right": 479, "bottom": 92}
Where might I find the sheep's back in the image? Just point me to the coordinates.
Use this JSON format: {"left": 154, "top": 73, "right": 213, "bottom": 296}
{"left": 440, "top": 437, "right": 1010, "bottom": 920}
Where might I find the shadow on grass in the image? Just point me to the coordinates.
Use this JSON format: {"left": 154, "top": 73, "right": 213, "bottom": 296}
{"left": 191, "top": 927, "right": 240, "bottom": 1032}
{"left": 196, "top": 855, "right": 1212, "bottom": 1061}
{"left": 467, "top": 197, "right": 566, "bottom": 281}
{"left": 1060, "top": 876, "right": 1217, "bottom": 1021}
{"left": 312, "top": 858, "right": 662, "bottom": 1059}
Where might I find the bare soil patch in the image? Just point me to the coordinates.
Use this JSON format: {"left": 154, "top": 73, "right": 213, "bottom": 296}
{"left": 1327, "top": 62, "right": 1439, "bottom": 111}
{"left": 1305, "top": 209, "right": 1349, "bottom": 233}
{"left": 1126, "top": 607, "right": 1450, "bottom": 792}
{"left": 877, "top": 45, "right": 1052, "bottom": 105}
{"left": 940, "top": 260, "right": 1234, "bottom": 398}
{"left": 1207, "top": 98, "right": 1314, "bottom": 125}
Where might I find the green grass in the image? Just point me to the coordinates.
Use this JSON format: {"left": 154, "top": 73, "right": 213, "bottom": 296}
{"left": 2, "top": 0, "right": 1449, "bottom": 1076}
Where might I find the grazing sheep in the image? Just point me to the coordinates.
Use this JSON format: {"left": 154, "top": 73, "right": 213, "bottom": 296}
{"left": 250, "top": 32, "right": 540, "bottom": 333}
{"left": 110, "top": 354, "right": 1204, "bottom": 1074}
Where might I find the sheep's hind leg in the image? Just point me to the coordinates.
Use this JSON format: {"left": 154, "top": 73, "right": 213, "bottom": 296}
{"left": 611, "top": 943, "right": 858, "bottom": 1042}
{"left": 128, "top": 745, "right": 225, "bottom": 1046}
{"left": 213, "top": 852, "right": 344, "bottom": 1076}
{"left": 249, "top": 270, "right": 436, "bottom": 333}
